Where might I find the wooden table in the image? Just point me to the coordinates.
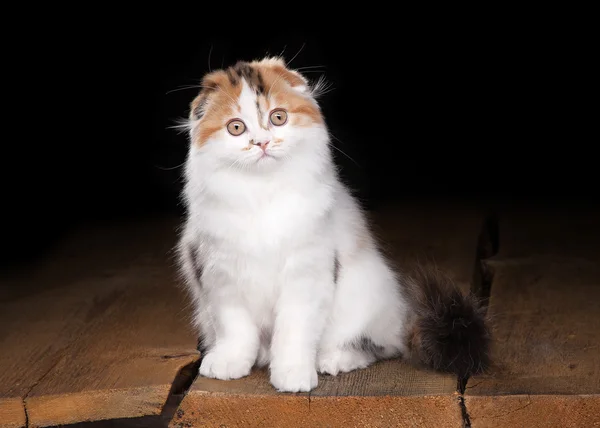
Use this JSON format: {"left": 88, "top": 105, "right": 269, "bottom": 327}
{"left": 8, "top": 202, "right": 596, "bottom": 427}
{"left": 465, "top": 205, "right": 600, "bottom": 427}
{"left": 0, "top": 217, "right": 199, "bottom": 428}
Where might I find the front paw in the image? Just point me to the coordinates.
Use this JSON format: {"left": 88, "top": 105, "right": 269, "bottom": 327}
{"left": 199, "top": 346, "right": 254, "bottom": 380}
{"left": 318, "top": 348, "right": 374, "bottom": 376}
{"left": 270, "top": 362, "right": 318, "bottom": 392}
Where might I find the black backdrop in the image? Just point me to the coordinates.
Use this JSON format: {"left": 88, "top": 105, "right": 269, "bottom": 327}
{"left": 3, "top": 23, "right": 595, "bottom": 267}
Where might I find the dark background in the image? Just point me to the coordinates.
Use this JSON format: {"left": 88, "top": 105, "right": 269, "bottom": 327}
{"left": 2, "top": 23, "right": 596, "bottom": 268}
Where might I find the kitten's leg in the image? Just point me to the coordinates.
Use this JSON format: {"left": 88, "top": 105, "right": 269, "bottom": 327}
{"left": 197, "top": 274, "right": 260, "bottom": 380}
{"left": 198, "top": 300, "right": 260, "bottom": 380}
{"left": 317, "top": 263, "right": 378, "bottom": 376}
{"left": 318, "top": 250, "right": 406, "bottom": 375}
{"left": 269, "top": 246, "right": 335, "bottom": 393}
{"left": 178, "top": 235, "right": 260, "bottom": 380}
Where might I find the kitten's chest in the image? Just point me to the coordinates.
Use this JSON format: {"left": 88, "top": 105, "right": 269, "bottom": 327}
{"left": 235, "top": 194, "right": 311, "bottom": 248}
{"left": 201, "top": 183, "right": 332, "bottom": 251}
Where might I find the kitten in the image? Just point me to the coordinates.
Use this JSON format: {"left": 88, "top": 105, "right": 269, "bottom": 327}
{"left": 176, "top": 57, "right": 489, "bottom": 393}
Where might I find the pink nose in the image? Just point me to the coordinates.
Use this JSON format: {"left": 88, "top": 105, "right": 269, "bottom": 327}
{"left": 252, "top": 140, "right": 270, "bottom": 151}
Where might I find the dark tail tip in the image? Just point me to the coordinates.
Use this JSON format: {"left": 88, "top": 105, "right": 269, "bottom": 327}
{"left": 403, "top": 266, "right": 491, "bottom": 379}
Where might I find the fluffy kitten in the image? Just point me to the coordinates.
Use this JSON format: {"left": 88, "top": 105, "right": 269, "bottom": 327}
{"left": 176, "top": 57, "right": 489, "bottom": 393}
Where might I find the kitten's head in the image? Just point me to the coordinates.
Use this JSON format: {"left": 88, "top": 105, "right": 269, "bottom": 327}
{"left": 186, "top": 57, "right": 329, "bottom": 170}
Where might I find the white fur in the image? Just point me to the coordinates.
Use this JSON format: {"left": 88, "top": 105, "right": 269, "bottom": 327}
{"left": 177, "top": 65, "right": 409, "bottom": 392}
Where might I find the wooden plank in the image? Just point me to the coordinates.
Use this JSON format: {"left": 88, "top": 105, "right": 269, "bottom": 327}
{"left": 466, "top": 395, "right": 599, "bottom": 428}
{"left": 172, "top": 391, "right": 462, "bottom": 428}
{"left": 0, "top": 398, "right": 26, "bottom": 428}
{"left": 172, "top": 204, "right": 486, "bottom": 428}
{"left": 0, "top": 217, "right": 199, "bottom": 428}
{"left": 465, "top": 206, "right": 600, "bottom": 427}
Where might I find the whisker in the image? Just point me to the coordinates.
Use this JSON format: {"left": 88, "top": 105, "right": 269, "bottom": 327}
{"left": 286, "top": 42, "right": 305, "bottom": 67}
{"left": 155, "top": 161, "right": 186, "bottom": 171}
{"left": 227, "top": 156, "right": 241, "bottom": 172}
{"left": 166, "top": 85, "right": 202, "bottom": 95}
{"left": 295, "top": 65, "right": 327, "bottom": 71}
{"left": 167, "top": 118, "right": 194, "bottom": 134}
{"left": 330, "top": 144, "right": 358, "bottom": 166}
{"left": 317, "top": 87, "right": 335, "bottom": 96}
{"left": 310, "top": 75, "right": 334, "bottom": 99}
{"left": 167, "top": 123, "right": 190, "bottom": 133}
{"left": 329, "top": 134, "right": 360, "bottom": 167}
{"left": 167, "top": 83, "right": 237, "bottom": 110}
{"left": 207, "top": 44, "right": 213, "bottom": 73}
{"left": 279, "top": 44, "right": 287, "bottom": 59}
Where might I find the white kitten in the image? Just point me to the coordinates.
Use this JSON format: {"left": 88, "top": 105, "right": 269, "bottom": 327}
{"left": 176, "top": 57, "right": 489, "bottom": 392}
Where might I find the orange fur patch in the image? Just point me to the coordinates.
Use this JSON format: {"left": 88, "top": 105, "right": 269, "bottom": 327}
{"left": 252, "top": 60, "right": 323, "bottom": 127}
{"left": 191, "top": 71, "right": 242, "bottom": 146}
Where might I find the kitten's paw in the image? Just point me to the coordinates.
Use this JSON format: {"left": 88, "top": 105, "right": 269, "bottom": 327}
{"left": 318, "top": 348, "right": 375, "bottom": 376}
{"left": 270, "top": 362, "right": 318, "bottom": 392}
{"left": 199, "top": 346, "right": 254, "bottom": 380}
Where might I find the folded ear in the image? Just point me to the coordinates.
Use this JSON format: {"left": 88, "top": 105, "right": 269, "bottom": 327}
{"left": 189, "top": 70, "right": 228, "bottom": 120}
{"left": 257, "top": 57, "right": 309, "bottom": 93}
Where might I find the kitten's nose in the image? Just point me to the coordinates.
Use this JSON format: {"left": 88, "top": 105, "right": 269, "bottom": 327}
{"left": 252, "top": 140, "right": 270, "bottom": 151}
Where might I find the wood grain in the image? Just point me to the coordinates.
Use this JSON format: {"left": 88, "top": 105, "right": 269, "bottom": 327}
{"left": 172, "top": 204, "right": 486, "bottom": 428}
{"left": 171, "top": 392, "right": 463, "bottom": 428}
{"left": 0, "top": 217, "right": 199, "bottom": 428}
{"left": 466, "top": 395, "right": 600, "bottom": 428}
{"left": 465, "top": 207, "right": 600, "bottom": 427}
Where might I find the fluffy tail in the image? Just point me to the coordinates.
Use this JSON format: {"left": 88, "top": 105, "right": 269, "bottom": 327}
{"left": 402, "top": 265, "right": 491, "bottom": 379}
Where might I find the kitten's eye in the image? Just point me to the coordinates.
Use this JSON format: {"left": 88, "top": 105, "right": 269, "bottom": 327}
{"left": 226, "top": 119, "right": 246, "bottom": 136}
{"left": 269, "top": 109, "right": 288, "bottom": 126}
